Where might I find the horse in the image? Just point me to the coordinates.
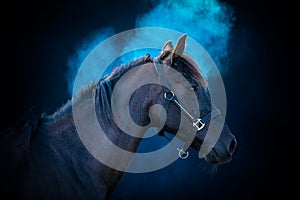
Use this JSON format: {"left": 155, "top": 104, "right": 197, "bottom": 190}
{"left": 0, "top": 34, "right": 237, "bottom": 200}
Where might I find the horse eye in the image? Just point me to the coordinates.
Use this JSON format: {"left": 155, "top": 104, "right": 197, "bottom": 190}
{"left": 192, "top": 85, "right": 198, "bottom": 92}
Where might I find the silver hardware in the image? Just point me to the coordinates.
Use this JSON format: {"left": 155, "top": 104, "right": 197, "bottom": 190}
{"left": 177, "top": 148, "right": 189, "bottom": 159}
{"left": 164, "top": 91, "right": 205, "bottom": 131}
{"left": 193, "top": 118, "right": 205, "bottom": 131}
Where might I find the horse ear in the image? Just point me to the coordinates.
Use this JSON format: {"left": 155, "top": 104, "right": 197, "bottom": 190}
{"left": 158, "top": 40, "right": 173, "bottom": 59}
{"left": 158, "top": 34, "right": 187, "bottom": 63}
{"left": 171, "top": 34, "right": 187, "bottom": 60}
{"left": 162, "top": 40, "right": 173, "bottom": 52}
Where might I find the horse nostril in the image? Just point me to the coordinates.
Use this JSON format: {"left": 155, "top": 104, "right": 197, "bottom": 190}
{"left": 229, "top": 138, "right": 237, "bottom": 154}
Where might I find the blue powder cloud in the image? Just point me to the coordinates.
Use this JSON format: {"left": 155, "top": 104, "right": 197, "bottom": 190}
{"left": 135, "top": 0, "right": 234, "bottom": 71}
{"left": 65, "top": 27, "right": 116, "bottom": 94}
{"left": 65, "top": 0, "right": 234, "bottom": 95}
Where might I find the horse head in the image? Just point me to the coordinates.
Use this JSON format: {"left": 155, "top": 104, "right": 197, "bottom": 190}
{"left": 143, "top": 34, "right": 237, "bottom": 164}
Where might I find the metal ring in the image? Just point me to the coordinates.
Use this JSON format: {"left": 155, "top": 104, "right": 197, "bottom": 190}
{"left": 164, "top": 91, "right": 175, "bottom": 101}
{"left": 177, "top": 148, "right": 189, "bottom": 159}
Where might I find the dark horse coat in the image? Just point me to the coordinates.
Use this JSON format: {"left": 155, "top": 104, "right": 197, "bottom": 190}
{"left": 0, "top": 86, "right": 124, "bottom": 200}
{"left": 0, "top": 56, "right": 154, "bottom": 200}
{"left": 0, "top": 35, "right": 237, "bottom": 199}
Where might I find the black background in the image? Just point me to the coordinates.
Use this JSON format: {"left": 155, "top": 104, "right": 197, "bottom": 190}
{"left": 1, "top": 0, "right": 296, "bottom": 199}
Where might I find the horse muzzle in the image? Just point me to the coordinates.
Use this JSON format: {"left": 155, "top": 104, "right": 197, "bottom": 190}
{"left": 204, "top": 136, "right": 237, "bottom": 164}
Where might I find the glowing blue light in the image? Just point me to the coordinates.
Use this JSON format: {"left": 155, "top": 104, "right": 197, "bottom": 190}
{"left": 66, "top": 0, "right": 234, "bottom": 95}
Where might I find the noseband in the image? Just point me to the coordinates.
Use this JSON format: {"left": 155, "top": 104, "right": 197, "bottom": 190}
{"left": 153, "top": 58, "right": 221, "bottom": 159}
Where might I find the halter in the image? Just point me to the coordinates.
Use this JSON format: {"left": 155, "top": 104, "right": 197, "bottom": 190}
{"left": 153, "top": 58, "right": 221, "bottom": 159}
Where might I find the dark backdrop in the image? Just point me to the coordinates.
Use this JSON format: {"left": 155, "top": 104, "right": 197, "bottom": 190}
{"left": 1, "top": 0, "right": 295, "bottom": 199}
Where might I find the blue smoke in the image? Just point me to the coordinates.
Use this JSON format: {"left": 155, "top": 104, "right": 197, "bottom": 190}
{"left": 66, "top": 27, "right": 116, "bottom": 94}
{"left": 66, "top": 0, "right": 234, "bottom": 95}
{"left": 135, "top": 0, "right": 234, "bottom": 72}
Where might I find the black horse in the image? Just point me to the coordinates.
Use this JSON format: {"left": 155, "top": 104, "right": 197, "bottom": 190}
{"left": 0, "top": 34, "right": 236, "bottom": 199}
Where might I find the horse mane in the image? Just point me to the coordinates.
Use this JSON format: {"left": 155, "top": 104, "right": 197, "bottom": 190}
{"left": 176, "top": 54, "right": 208, "bottom": 88}
{"left": 45, "top": 82, "right": 98, "bottom": 121}
{"left": 103, "top": 54, "right": 152, "bottom": 81}
{"left": 47, "top": 54, "right": 153, "bottom": 121}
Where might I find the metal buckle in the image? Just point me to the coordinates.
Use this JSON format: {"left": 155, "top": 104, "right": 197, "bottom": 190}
{"left": 193, "top": 118, "right": 205, "bottom": 131}
{"left": 177, "top": 148, "right": 189, "bottom": 159}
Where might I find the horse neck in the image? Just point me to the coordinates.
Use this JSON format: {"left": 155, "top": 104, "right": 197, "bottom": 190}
{"left": 46, "top": 69, "right": 147, "bottom": 154}
{"left": 42, "top": 81, "right": 143, "bottom": 197}
{"left": 95, "top": 80, "right": 143, "bottom": 152}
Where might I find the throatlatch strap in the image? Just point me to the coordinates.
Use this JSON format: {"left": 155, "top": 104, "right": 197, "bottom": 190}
{"left": 202, "top": 109, "right": 221, "bottom": 123}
